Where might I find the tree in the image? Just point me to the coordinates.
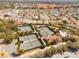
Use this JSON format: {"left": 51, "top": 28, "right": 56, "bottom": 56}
{"left": 62, "top": 44, "right": 68, "bottom": 52}
{"left": 16, "top": 38, "right": 24, "bottom": 54}
{"left": 10, "top": 4, "right": 15, "bottom": 9}
{"left": 50, "top": 47, "right": 57, "bottom": 55}
{"left": 3, "top": 14, "right": 10, "bottom": 17}
{"left": 44, "top": 46, "right": 56, "bottom": 57}
{"left": 17, "top": 48, "right": 24, "bottom": 54}
{"left": 1, "top": 32, "right": 15, "bottom": 44}
{"left": 1, "top": 32, "right": 7, "bottom": 43}
{"left": 8, "top": 33, "right": 14, "bottom": 43}
{"left": 0, "top": 19, "right": 18, "bottom": 44}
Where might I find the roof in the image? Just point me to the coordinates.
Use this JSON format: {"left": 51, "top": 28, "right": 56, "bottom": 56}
{"left": 19, "top": 34, "right": 41, "bottom": 50}
{"left": 18, "top": 25, "right": 32, "bottom": 32}
{"left": 37, "top": 27, "right": 54, "bottom": 36}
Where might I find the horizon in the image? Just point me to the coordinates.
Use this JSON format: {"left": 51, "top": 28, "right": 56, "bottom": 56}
{"left": 0, "top": 0, "right": 79, "bottom": 3}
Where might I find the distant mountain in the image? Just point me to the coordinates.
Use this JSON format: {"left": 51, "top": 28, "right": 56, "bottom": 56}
{"left": 0, "top": 0, "right": 79, "bottom": 3}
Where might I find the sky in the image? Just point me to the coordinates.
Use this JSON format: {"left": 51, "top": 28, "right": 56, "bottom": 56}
{"left": 0, "top": 0, "right": 79, "bottom": 3}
